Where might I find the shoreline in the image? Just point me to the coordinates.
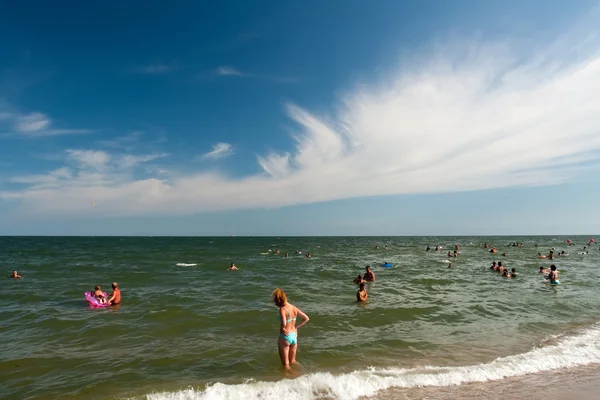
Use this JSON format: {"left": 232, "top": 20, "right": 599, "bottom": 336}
{"left": 375, "top": 363, "right": 600, "bottom": 400}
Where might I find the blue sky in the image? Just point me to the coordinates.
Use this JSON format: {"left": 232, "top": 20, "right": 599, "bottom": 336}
{"left": 1, "top": 0, "right": 600, "bottom": 236}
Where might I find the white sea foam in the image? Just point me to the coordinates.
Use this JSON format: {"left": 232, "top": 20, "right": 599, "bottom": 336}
{"left": 175, "top": 263, "right": 197, "bottom": 267}
{"left": 143, "top": 324, "right": 600, "bottom": 400}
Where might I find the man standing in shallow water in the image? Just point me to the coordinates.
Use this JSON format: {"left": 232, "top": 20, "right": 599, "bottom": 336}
{"left": 357, "top": 283, "right": 368, "bottom": 302}
{"left": 106, "top": 282, "right": 121, "bottom": 305}
{"left": 363, "top": 266, "right": 375, "bottom": 282}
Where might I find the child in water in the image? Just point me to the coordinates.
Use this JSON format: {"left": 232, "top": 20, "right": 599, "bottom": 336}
{"left": 92, "top": 286, "right": 107, "bottom": 304}
{"left": 357, "top": 283, "right": 368, "bottom": 302}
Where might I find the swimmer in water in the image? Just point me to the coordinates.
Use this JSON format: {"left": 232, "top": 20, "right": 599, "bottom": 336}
{"left": 353, "top": 275, "right": 365, "bottom": 285}
{"left": 272, "top": 288, "right": 309, "bottom": 370}
{"left": 357, "top": 283, "right": 368, "bottom": 302}
{"left": 105, "top": 282, "right": 121, "bottom": 305}
{"left": 510, "top": 268, "right": 517, "bottom": 277}
{"left": 502, "top": 269, "right": 510, "bottom": 278}
{"left": 497, "top": 262, "right": 504, "bottom": 273}
{"left": 227, "top": 263, "right": 238, "bottom": 270}
{"left": 539, "top": 266, "right": 549, "bottom": 274}
{"left": 363, "top": 266, "right": 375, "bottom": 282}
{"left": 9, "top": 270, "right": 22, "bottom": 279}
{"left": 284, "top": 253, "right": 288, "bottom": 258}
{"left": 447, "top": 251, "right": 453, "bottom": 257}
{"left": 490, "top": 261, "right": 497, "bottom": 270}
{"left": 548, "top": 265, "right": 559, "bottom": 284}
{"left": 426, "top": 245, "right": 431, "bottom": 252}
{"left": 448, "top": 263, "right": 453, "bottom": 269}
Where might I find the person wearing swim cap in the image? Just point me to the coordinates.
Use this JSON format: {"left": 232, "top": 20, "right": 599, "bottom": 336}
{"left": 106, "top": 282, "right": 121, "bottom": 305}
{"left": 272, "top": 288, "right": 309, "bottom": 370}
{"left": 363, "top": 266, "right": 375, "bottom": 282}
{"left": 357, "top": 283, "right": 368, "bottom": 302}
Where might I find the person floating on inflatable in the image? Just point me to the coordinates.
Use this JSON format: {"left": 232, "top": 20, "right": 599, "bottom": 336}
{"left": 92, "top": 286, "right": 107, "bottom": 304}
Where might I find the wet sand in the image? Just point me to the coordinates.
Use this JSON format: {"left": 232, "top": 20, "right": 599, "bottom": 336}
{"left": 374, "top": 363, "right": 600, "bottom": 400}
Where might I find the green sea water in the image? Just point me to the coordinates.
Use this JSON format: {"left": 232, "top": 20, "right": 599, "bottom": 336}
{"left": 2, "top": 236, "right": 600, "bottom": 400}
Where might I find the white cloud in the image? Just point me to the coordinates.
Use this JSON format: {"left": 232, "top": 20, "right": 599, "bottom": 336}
{"left": 216, "top": 66, "right": 245, "bottom": 76}
{"left": 4, "top": 21, "right": 600, "bottom": 217}
{"left": 201, "top": 142, "right": 234, "bottom": 160}
{"left": 4, "top": 111, "right": 91, "bottom": 137}
{"left": 66, "top": 149, "right": 111, "bottom": 171}
{"left": 15, "top": 112, "right": 50, "bottom": 132}
{"left": 119, "top": 153, "right": 169, "bottom": 168}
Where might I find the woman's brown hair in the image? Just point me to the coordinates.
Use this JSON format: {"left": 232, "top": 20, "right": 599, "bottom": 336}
{"left": 272, "top": 288, "right": 287, "bottom": 308}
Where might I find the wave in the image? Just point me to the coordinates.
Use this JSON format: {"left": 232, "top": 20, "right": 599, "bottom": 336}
{"left": 175, "top": 263, "right": 197, "bottom": 267}
{"left": 143, "top": 323, "right": 600, "bottom": 400}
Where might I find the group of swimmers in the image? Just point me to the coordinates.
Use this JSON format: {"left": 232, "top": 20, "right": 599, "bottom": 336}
{"left": 273, "top": 249, "right": 312, "bottom": 258}
{"left": 89, "top": 282, "right": 121, "bottom": 305}
{"left": 489, "top": 261, "right": 518, "bottom": 278}
{"left": 540, "top": 265, "right": 560, "bottom": 284}
{"left": 352, "top": 265, "right": 376, "bottom": 302}
{"left": 9, "top": 269, "right": 122, "bottom": 305}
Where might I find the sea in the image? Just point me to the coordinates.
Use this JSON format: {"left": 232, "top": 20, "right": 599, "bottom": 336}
{"left": 1, "top": 235, "right": 600, "bottom": 400}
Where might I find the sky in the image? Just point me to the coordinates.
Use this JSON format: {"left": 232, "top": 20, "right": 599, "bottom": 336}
{"left": 1, "top": 0, "right": 600, "bottom": 236}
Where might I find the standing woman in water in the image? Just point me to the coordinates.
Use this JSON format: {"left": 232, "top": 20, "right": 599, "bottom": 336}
{"left": 272, "top": 288, "right": 310, "bottom": 370}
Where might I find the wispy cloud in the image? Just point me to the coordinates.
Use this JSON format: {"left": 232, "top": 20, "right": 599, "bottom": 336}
{"left": 133, "top": 63, "right": 176, "bottom": 75}
{"left": 3, "top": 111, "right": 92, "bottom": 137}
{"left": 66, "top": 149, "right": 111, "bottom": 171}
{"left": 201, "top": 142, "right": 234, "bottom": 160}
{"left": 8, "top": 149, "right": 170, "bottom": 195}
{"left": 216, "top": 66, "right": 247, "bottom": 77}
{"left": 96, "top": 131, "right": 143, "bottom": 150}
{"left": 212, "top": 66, "right": 297, "bottom": 82}
{"left": 15, "top": 112, "right": 50, "bottom": 132}
{"left": 3, "top": 15, "right": 600, "bottom": 217}
{"left": 119, "top": 153, "right": 169, "bottom": 168}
